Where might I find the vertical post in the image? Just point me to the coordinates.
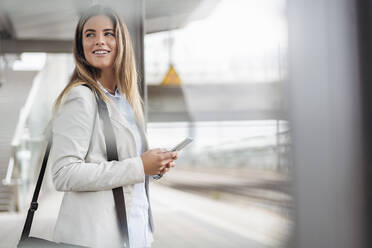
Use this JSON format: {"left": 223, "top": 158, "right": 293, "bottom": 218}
{"left": 121, "top": 0, "right": 147, "bottom": 125}
{"left": 138, "top": 0, "right": 147, "bottom": 125}
{"left": 288, "top": 0, "right": 365, "bottom": 247}
{"left": 276, "top": 119, "right": 280, "bottom": 170}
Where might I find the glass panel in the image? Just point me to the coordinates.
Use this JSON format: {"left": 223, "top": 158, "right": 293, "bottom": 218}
{"left": 145, "top": 0, "right": 292, "bottom": 247}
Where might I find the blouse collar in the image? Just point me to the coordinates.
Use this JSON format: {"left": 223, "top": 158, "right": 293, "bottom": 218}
{"left": 96, "top": 80, "right": 121, "bottom": 98}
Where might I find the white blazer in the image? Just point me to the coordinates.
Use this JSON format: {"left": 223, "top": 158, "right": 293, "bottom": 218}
{"left": 49, "top": 85, "right": 153, "bottom": 247}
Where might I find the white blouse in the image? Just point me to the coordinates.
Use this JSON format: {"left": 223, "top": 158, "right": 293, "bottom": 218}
{"left": 97, "top": 81, "right": 153, "bottom": 248}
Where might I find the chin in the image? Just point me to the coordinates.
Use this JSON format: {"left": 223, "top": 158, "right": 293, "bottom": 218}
{"left": 93, "top": 63, "right": 113, "bottom": 70}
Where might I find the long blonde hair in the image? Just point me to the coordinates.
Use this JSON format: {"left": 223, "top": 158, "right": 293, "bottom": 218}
{"left": 54, "top": 5, "right": 144, "bottom": 125}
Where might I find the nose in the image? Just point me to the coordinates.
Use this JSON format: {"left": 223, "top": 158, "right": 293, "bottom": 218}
{"left": 96, "top": 40, "right": 104, "bottom": 45}
{"left": 95, "top": 33, "right": 105, "bottom": 45}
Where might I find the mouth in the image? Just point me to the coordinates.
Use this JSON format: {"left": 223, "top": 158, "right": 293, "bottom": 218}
{"left": 92, "top": 49, "right": 110, "bottom": 55}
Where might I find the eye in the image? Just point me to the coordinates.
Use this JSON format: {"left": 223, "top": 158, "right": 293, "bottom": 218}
{"left": 105, "top": 32, "right": 114, "bottom": 37}
{"left": 86, "top": 33, "right": 94, "bottom": 37}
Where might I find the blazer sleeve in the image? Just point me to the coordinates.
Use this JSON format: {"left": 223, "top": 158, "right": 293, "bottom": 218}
{"left": 50, "top": 85, "right": 145, "bottom": 192}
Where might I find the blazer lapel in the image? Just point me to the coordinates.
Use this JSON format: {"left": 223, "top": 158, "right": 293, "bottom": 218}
{"left": 106, "top": 100, "right": 149, "bottom": 152}
{"left": 106, "top": 100, "right": 131, "bottom": 128}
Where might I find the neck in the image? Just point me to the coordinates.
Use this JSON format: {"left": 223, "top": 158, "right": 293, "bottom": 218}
{"left": 98, "top": 68, "right": 116, "bottom": 94}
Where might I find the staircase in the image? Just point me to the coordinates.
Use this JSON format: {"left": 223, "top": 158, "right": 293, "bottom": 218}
{"left": 0, "top": 69, "right": 37, "bottom": 211}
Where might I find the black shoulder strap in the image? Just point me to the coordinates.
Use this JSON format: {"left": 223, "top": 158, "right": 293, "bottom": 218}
{"left": 94, "top": 90, "right": 130, "bottom": 248}
{"left": 20, "top": 136, "right": 52, "bottom": 241}
{"left": 20, "top": 84, "right": 130, "bottom": 248}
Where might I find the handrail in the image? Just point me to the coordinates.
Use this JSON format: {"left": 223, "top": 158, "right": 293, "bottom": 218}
{"left": 2, "top": 152, "right": 22, "bottom": 186}
{"left": 2, "top": 72, "right": 44, "bottom": 187}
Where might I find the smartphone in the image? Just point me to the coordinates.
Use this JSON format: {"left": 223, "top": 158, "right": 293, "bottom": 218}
{"left": 169, "top": 137, "right": 194, "bottom": 152}
{"left": 152, "top": 137, "right": 194, "bottom": 180}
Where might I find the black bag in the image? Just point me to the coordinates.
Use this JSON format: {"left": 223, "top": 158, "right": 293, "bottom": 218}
{"left": 18, "top": 85, "right": 130, "bottom": 247}
{"left": 18, "top": 237, "right": 85, "bottom": 247}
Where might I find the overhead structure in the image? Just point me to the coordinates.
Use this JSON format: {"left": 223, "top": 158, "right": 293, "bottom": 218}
{"left": 0, "top": 0, "right": 220, "bottom": 53}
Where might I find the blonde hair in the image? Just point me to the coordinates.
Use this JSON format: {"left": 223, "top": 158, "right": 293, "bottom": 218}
{"left": 54, "top": 5, "right": 144, "bottom": 125}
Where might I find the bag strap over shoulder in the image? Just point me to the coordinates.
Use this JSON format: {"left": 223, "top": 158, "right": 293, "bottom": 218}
{"left": 93, "top": 87, "right": 130, "bottom": 248}
{"left": 20, "top": 84, "right": 130, "bottom": 248}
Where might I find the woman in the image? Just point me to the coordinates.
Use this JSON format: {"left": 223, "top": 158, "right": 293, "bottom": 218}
{"left": 49, "top": 5, "right": 177, "bottom": 248}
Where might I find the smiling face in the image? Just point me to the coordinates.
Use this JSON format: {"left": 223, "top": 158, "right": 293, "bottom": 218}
{"left": 82, "top": 15, "right": 117, "bottom": 71}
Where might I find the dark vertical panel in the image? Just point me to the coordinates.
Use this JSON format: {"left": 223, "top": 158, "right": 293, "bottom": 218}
{"left": 356, "top": 0, "right": 372, "bottom": 245}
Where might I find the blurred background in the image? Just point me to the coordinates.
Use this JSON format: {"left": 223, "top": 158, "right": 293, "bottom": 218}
{"left": 0, "top": 0, "right": 370, "bottom": 247}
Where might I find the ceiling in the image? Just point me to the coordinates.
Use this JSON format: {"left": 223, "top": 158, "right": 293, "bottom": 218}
{"left": 0, "top": 0, "right": 219, "bottom": 40}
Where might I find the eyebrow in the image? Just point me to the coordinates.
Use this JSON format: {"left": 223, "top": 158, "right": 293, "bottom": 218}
{"left": 84, "top": 28, "right": 114, "bottom": 33}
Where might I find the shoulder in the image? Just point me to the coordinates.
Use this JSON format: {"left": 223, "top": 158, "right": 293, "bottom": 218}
{"left": 57, "top": 83, "right": 97, "bottom": 115}
{"left": 68, "top": 84, "right": 94, "bottom": 99}
{"left": 62, "top": 83, "right": 97, "bottom": 107}
{"left": 54, "top": 84, "right": 97, "bottom": 125}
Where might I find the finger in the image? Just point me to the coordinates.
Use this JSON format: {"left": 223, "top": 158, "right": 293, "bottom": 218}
{"left": 160, "top": 166, "right": 170, "bottom": 174}
{"left": 164, "top": 162, "right": 174, "bottom": 170}
{"left": 171, "top": 152, "right": 178, "bottom": 159}
{"left": 163, "top": 152, "right": 175, "bottom": 160}
{"left": 161, "top": 158, "right": 174, "bottom": 166}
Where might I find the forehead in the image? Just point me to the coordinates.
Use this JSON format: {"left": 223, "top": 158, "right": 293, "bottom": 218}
{"left": 83, "top": 15, "right": 114, "bottom": 30}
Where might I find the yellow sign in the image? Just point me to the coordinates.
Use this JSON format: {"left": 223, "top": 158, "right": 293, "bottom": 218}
{"left": 161, "top": 65, "right": 181, "bottom": 86}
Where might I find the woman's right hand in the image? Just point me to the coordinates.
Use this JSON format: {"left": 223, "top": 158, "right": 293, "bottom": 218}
{"left": 141, "top": 148, "right": 177, "bottom": 176}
